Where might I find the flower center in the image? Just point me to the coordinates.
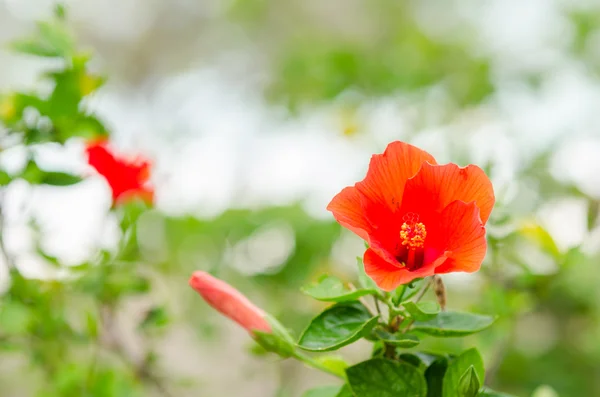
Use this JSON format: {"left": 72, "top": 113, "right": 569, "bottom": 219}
{"left": 400, "top": 221, "right": 427, "bottom": 249}
{"left": 396, "top": 213, "right": 427, "bottom": 270}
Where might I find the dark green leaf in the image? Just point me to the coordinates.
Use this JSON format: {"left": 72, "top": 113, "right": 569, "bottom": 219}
{"left": 40, "top": 172, "right": 82, "bottom": 186}
{"left": 298, "top": 301, "right": 379, "bottom": 352}
{"left": 425, "top": 358, "right": 448, "bottom": 397}
{"left": 346, "top": 358, "right": 427, "bottom": 397}
{"left": 403, "top": 301, "right": 440, "bottom": 321}
{"left": 374, "top": 330, "right": 420, "bottom": 348}
{"left": 139, "top": 307, "right": 169, "bottom": 331}
{"left": 458, "top": 366, "right": 481, "bottom": 397}
{"left": 413, "top": 312, "right": 496, "bottom": 337}
{"left": 302, "top": 386, "right": 344, "bottom": 397}
{"left": 443, "top": 348, "right": 485, "bottom": 397}
{"left": 336, "top": 385, "right": 353, "bottom": 397}
{"left": 302, "top": 275, "right": 376, "bottom": 302}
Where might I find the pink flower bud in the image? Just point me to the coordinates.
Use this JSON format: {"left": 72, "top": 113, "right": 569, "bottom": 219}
{"left": 189, "top": 271, "right": 272, "bottom": 335}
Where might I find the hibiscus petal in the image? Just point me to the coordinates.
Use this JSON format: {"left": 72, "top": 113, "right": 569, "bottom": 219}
{"left": 356, "top": 141, "right": 437, "bottom": 225}
{"left": 401, "top": 162, "right": 495, "bottom": 224}
{"left": 364, "top": 248, "right": 437, "bottom": 291}
{"left": 326, "top": 186, "right": 371, "bottom": 240}
{"left": 428, "top": 200, "right": 487, "bottom": 274}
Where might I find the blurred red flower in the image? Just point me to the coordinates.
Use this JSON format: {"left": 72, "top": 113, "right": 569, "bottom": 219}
{"left": 85, "top": 139, "right": 153, "bottom": 205}
{"left": 327, "top": 141, "right": 495, "bottom": 291}
{"left": 189, "top": 271, "right": 272, "bottom": 335}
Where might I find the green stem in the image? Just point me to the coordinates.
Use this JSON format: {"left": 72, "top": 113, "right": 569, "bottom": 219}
{"left": 292, "top": 351, "right": 345, "bottom": 379}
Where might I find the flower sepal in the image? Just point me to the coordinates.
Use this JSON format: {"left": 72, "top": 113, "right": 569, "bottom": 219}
{"left": 253, "top": 314, "right": 296, "bottom": 358}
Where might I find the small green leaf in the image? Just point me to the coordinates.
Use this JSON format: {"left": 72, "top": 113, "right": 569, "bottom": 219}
{"left": 458, "top": 366, "right": 481, "bottom": 397}
{"left": 302, "top": 275, "right": 376, "bottom": 302}
{"left": 346, "top": 359, "right": 427, "bottom": 397}
{"left": 393, "top": 278, "right": 425, "bottom": 305}
{"left": 298, "top": 301, "right": 379, "bottom": 352}
{"left": 313, "top": 355, "right": 349, "bottom": 378}
{"left": 254, "top": 331, "right": 295, "bottom": 358}
{"left": 254, "top": 314, "right": 296, "bottom": 358}
{"left": 425, "top": 358, "right": 448, "bottom": 397}
{"left": 336, "top": 385, "right": 353, "bottom": 397}
{"left": 357, "top": 257, "right": 378, "bottom": 291}
{"left": 374, "top": 330, "right": 420, "bottom": 348}
{"left": 478, "top": 388, "right": 517, "bottom": 397}
{"left": 0, "top": 170, "right": 11, "bottom": 186}
{"left": 139, "top": 307, "right": 169, "bottom": 331}
{"left": 443, "top": 348, "right": 485, "bottom": 397}
{"left": 403, "top": 301, "right": 440, "bottom": 321}
{"left": 40, "top": 172, "right": 83, "bottom": 186}
{"left": 413, "top": 312, "right": 496, "bottom": 337}
{"left": 302, "top": 386, "right": 343, "bottom": 397}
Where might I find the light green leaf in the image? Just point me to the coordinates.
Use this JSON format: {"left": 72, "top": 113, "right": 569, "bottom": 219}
{"left": 357, "top": 257, "right": 379, "bottom": 291}
{"left": 254, "top": 314, "right": 296, "bottom": 357}
{"left": 425, "top": 358, "right": 448, "bottom": 397}
{"left": 443, "top": 348, "right": 485, "bottom": 397}
{"left": 478, "top": 388, "right": 518, "bottom": 397}
{"left": 313, "top": 355, "right": 350, "bottom": 378}
{"left": 530, "top": 385, "right": 559, "bottom": 397}
{"left": 302, "top": 386, "right": 343, "bottom": 397}
{"left": 0, "top": 170, "right": 11, "bottom": 186}
{"left": 403, "top": 301, "right": 440, "bottom": 321}
{"left": 302, "top": 275, "right": 376, "bottom": 302}
{"left": 298, "top": 301, "right": 379, "bottom": 352}
{"left": 458, "top": 366, "right": 481, "bottom": 397}
{"left": 254, "top": 331, "right": 295, "bottom": 358}
{"left": 374, "top": 330, "right": 420, "bottom": 348}
{"left": 346, "top": 358, "right": 427, "bottom": 397}
{"left": 413, "top": 312, "right": 496, "bottom": 337}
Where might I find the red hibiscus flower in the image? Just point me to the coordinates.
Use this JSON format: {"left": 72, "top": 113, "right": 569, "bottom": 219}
{"left": 327, "top": 141, "right": 495, "bottom": 291}
{"left": 85, "top": 139, "right": 154, "bottom": 205}
{"left": 189, "top": 271, "right": 272, "bottom": 335}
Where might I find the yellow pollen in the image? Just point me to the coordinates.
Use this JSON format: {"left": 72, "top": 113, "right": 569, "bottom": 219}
{"left": 400, "top": 222, "right": 427, "bottom": 249}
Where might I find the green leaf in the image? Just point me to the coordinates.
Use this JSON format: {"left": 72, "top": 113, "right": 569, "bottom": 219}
{"left": 0, "top": 170, "right": 11, "bottom": 186}
{"left": 302, "top": 386, "right": 344, "bottom": 397}
{"left": 346, "top": 358, "right": 427, "bottom": 397}
{"left": 254, "top": 315, "right": 296, "bottom": 358}
{"left": 302, "top": 275, "right": 376, "bottom": 302}
{"left": 298, "top": 301, "right": 379, "bottom": 352}
{"left": 478, "top": 388, "right": 517, "bottom": 397}
{"left": 40, "top": 172, "right": 83, "bottom": 186}
{"left": 393, "top": 278, "right": 425, "bottom": 305}
{"left": 425, "top": 358, "right": 448, "bottom": 397}
{"left": 413, "top": 312, "right": 496, "bottom": 337}
{"left": 356, "top": 257, "right": 378, "bottom": 291}
{"left": 458, "top": 366, "right": 481, "bottom": 397}
{"left": 254, "top": 331, "right": 296, "bottom": 358}
{"left": 10, "top": 20, "right": 74, "bottom": 58}
{"left": 0, "top": 301, "right": 33, "bottom": 335}
{"left": 336, "top": 385, "right": 353, "bottom": 397}
{"left": 139, "top": 307, "right": 169, "bottom": 331}
{"left": 519, "top": 221, "right": 561, "bottom": 259}
{"left": 313, "top": 355, "right": 350, "bottom": 378}
{"left": 443, "top": 348, "right": 485, "bottom": 397}
{"left": 403, "top": 301, "right": 440, "bottom": 321}
{"left": 374, "top": 329, "right": 420, "bottom": 348}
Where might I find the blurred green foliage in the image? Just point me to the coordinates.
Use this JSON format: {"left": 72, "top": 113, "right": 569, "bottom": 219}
{"left": 0, "top": 2, "right": 599, "bottom": 397}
